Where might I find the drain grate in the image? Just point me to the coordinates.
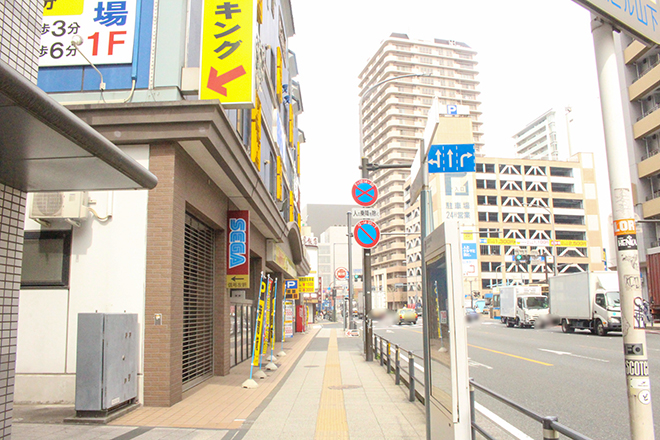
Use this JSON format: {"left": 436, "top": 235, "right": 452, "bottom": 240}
{"left": 328, "top": 384, "right": 362, "bottom": 390}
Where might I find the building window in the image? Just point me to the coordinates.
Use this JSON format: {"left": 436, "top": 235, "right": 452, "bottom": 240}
{"left": 550, "top": 167, "right": 573, "bottom": 177}
{"left": 476, "top": 179, "right": 496, "bottom": 189}
{"left": 551, "top": 183, "right": 574, "bottom": 193}
{"left": 476, "top": 163, "right": 495, "bottom": 173}
{"left": 477, "top": 195, "right": 498, "bottom": 205}
{"left": 478, "top": 212, "right": 499, "bottom": 222}
{"left": 553, "top": 199, "right": 583, "bottom": 209}
{"left": 21, "top": 230, "right": 72, "bottom": 288}
{"left": 554, "top": 215, "right": 585, "bottom": 225}
{"left": 480, "top": 244, "right": 501, "bottom": 256}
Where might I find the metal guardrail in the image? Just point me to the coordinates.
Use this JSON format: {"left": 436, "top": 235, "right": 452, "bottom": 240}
{"left": 371, "top": 332, "right": 594, "bottom": 440}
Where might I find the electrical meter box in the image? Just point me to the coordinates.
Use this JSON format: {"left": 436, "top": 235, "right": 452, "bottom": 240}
{"left": 75, "top": 313, "right": 138, "bottom": 415}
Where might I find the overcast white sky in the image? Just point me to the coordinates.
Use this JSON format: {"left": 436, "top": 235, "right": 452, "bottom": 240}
{"left": 290, "top": 0, "right": 612, "bottom": 214}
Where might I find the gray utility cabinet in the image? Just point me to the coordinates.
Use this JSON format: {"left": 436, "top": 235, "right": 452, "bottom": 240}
{"left": 75, "top": 313, "right": 138, "bottom": 414}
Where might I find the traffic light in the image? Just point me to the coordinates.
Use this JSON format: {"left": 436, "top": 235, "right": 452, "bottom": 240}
{"left": 515, "top": 253, "right": 529, "bottom": 264}
{"left": 354, "top": 274, "right": 363, "bottom": 282}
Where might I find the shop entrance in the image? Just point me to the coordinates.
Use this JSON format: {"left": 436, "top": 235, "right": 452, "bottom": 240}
{"left": 182, "top": 213, "right": 215, "bottom": 390}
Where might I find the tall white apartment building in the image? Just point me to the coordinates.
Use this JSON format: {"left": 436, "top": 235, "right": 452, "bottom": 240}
{"left": 514, "top": 107, "right": 574, "bottom": 161}
{"left": 358, "top": 34, "right": 483, "bottom": 308}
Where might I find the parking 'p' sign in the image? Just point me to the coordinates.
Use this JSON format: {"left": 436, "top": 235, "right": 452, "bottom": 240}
{"left": 352, "top": 179, "right": 378, "bottom": 207}
{"left": 354, "top": 220, "right": 381, "bottom": 249}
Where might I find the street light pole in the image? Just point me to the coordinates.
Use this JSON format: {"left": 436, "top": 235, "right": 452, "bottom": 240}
{"left": 359, "top": 72, "right": 426, "bottom": 362}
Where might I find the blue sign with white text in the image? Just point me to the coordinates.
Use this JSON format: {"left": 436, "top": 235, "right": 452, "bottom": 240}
{"left": 462, "top": 243, "right": 477, "bottom": 260}
{"left": 428, "top": 144, "right": 476, "bottom": 173}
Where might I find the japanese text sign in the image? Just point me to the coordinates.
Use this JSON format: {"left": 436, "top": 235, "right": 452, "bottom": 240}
{"left": 573, "top": 0, "right": 660, "bottom": 46}
{"left": 227, "top": 210, "right": 249, "bottom": 289}
{"left": 298, "top": 276, "right": 315, "bottom": 293}
{"left": 40, "top": 0, "right": 137, "bottom": 67}
{"left": 200, "top": 0, "right": 255, "bottom": 106}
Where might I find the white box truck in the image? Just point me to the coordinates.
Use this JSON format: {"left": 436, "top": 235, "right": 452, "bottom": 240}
{"left": 500, "top": 285, "right": 548, "bottom": 328}
{"left": 548, "top": 271, "right": 621, "bottom": 336}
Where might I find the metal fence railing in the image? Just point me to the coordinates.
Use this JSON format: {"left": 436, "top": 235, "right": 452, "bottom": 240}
{"left": 371, "top": 333, "right": 594, "bottom": 440}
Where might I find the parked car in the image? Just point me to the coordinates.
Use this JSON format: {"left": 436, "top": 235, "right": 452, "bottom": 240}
{"left": 465, "top": 307, "right": 480, "bottom": 322}
{"left": 415, "top": 306, "right": 423, "bottom": 317}
{"left": 397, "top": 308, "right": 418, "bottom": 325}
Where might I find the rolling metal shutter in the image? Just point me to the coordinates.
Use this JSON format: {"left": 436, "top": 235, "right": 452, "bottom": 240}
{"left": 182, "top": 213, "right": 215, "bottom": 390}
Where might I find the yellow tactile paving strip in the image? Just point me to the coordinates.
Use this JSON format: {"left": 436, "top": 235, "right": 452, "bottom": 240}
{"left": 314, "top": 329, "right": 349, "bottom": 440}
{"left": 110, "top": 327, "right": 320, "bottom": 430}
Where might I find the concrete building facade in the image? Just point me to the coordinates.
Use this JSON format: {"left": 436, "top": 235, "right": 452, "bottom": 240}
{"left": 405, "top": 153, "right": 604, "bottom": 298}
{"left": 1, "top": 0, "right": 156, "bottom": 436}
{"left": 358, "top": 34, "right": 483, "bottom": 307}
{"left": 611, "top": 34, "right": 660, "bottom": 318}
{"left": 513, "top": 107, "right": 574, "bottom": 161}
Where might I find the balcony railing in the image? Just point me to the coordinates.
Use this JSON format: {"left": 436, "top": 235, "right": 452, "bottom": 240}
{"left": 637, "top": 102, "right": 660, "bottom": 121}
{"left": 642, "top": 148, "right": 660, "bottom": 162}
{"left": 646, "top": 189, "right": 660, "bottom": 201}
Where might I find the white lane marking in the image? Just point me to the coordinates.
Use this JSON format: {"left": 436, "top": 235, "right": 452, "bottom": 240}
{"left": 386, "top": 330, "right": 394, "bottom": 333}
{"left": 475, "top": 403, "right": 534, "bottom": 440}
{"left": 468, "top": 358, "right": 493, "bottom": 370}
{"left": 538, "top": 348, "right": 609, "bottom": 363}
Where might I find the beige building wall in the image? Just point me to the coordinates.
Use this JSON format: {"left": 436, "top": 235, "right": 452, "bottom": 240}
{"left": 406, "top": 152, "right": 604, "bottom": 301}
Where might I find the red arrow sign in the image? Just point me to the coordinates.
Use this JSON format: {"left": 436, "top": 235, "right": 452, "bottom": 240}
{"left": 207, "top": 66, "right": 246, "bottom": 96}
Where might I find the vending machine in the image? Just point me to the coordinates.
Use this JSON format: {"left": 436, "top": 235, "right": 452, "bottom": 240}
{"left": 423, "top": 220, "right": 471, "bottom": 439}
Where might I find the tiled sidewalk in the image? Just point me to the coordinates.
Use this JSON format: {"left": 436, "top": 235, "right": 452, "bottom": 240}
{"left": 110, "top": 327, "right": 322, "bottom": 430}
{"left": 234, "top": 325, "right": 425, "bottom": 440}
{"left": 13, "top": 322, "right": 426, "bottom": 439}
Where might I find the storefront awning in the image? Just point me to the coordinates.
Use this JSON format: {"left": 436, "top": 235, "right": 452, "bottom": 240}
{"left": 0, "top": 61, "right": 157, "bottom": 192}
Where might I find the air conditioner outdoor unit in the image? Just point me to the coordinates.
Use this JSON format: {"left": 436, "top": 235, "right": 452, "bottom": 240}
{"left": 29, "top": 191, "right": 88, "bottom": 220}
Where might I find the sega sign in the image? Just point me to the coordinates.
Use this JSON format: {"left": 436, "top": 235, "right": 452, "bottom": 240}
{"left": 227, "top": 211, "right": 249, "bottom": 289}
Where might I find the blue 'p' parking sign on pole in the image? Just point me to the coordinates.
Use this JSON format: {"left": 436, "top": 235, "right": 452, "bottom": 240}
{"left": 428, "top": 144, "right": 476, "bottom": 173}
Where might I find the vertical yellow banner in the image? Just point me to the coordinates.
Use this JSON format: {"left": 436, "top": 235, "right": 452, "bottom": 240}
{"left": 200, "top": 0, "right": 254, "bottom": 106}
{"left": 252, "top": 275, "right": 267, "bottom": 367}
{"left": 262, "top": 277, "right": 273, "bottom": 354}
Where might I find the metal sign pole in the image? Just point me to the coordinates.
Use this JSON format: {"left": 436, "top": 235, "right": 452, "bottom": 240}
{"left": 361, "top": 157, "right": 374, "bottom": 361}
{"left": 347, "top": 211, "right": 355, "bottom": 330}
{"left": 591, "top": 16, "right": 654, "bottom": 439}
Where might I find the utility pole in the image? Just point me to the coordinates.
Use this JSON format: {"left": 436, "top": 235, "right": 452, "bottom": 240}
{"left": 591, "top": 16, "right": 654, "bottom": 439}
{"left": 332, "top": 287, "right": 337, "bottom": 323}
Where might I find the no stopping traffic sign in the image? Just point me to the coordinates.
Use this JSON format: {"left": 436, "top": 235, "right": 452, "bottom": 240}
{"left": 353, "top": 220, "right": 380, "bottom": 248}
{"left": 352, "top": 179, "right": 378, "bottom": 207}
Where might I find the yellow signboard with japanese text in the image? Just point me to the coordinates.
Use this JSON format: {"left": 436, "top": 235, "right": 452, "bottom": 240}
{"left": 43, "top": 0, "right": 84, "bottom": 16}
{"left": 298, "top": 276, "right": 315, "bottom": 293}
{"left": 200, "top": 0, "right": 255, "bottom": 106}
{"left": 479, "top": 238, "right": 587, "bottom": 248}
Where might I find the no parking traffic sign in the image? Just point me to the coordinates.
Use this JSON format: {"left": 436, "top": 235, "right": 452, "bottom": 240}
{"left": 353, "top": 220, "right": 380, "bottom": 249}
{"left": 352, "top": 179, "right": 378, "bottom": 207}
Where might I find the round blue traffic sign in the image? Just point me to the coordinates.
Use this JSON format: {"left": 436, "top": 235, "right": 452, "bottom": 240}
{"left": 352, "top": 179, "right": 378, "bottom": 207}
{"left": 354, "top": 220, "right": 380, "bottom": 249}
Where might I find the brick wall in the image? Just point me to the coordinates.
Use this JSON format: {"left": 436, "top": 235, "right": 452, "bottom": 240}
{"left": 144, "top": 142, "right": 242, "bottom": 406}
{"left": 0, "top": 185, "right": 26, "bottom": 438}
